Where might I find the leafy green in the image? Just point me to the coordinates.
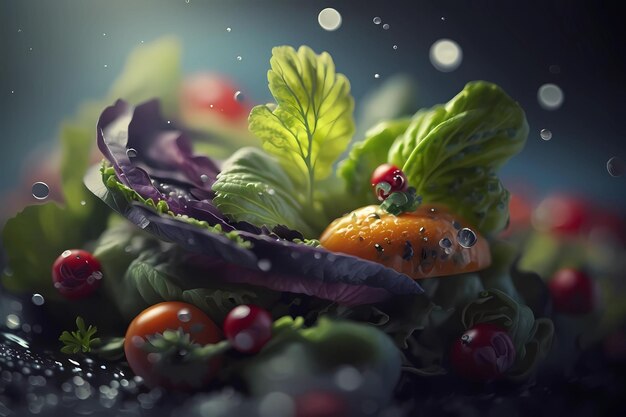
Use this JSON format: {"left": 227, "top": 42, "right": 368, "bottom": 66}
{"left": 249, "top": 45, "right": 355, "bottom": 204}
{"left": 339, "top": 81, "right": 528, "bottom": 235}
{"left": 212, "top": 147, "right": 316, "bottom": 237}
{"left": 59, "top": 317, "right": 101, "bottom": 354}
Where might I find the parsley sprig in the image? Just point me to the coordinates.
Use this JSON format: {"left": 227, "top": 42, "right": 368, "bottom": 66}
{"left": 59, "top": 317, "right": 101, "bottom": 354}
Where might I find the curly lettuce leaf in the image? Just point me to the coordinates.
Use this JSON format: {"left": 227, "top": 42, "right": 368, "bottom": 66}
{"left": 249, "top": 45, "right": 355, "bottom": 202}
{"left": 340, "top": 81, "right": 527, "bottom": 235}
{"left": 212, "top": 147, "right": 316, "bottom": 237}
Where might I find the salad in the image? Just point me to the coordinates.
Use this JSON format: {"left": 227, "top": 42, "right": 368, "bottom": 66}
{"left": 2, "top": 42, "right": 563, "bottom": 413}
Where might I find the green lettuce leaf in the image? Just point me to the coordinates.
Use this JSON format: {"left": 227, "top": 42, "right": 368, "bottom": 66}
{"left": 392, "top": 82, "right": 528, "bottom": 234}
{"left": 339, "top": 81, "right": 528, "bottom": 235}
{"left": 249, "top": 45, "right": 355, "bottom": 204}
{"left": 212, "top": 147, "right": 316, "bottom": 237}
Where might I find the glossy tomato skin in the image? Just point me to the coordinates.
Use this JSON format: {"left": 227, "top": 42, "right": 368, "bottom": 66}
{"left": 51, "top": 249, "right": 102, "bottom": 299}
{"left": 180, "top": 73, "right": 249, "bottom": 121}
{"left": 450, "top": 323, "right": 516, "bottom": 381}
{"left": 370, "top": 164, "right": 408, "bottom": 201}
{"left": 223, "top": 305, "right": 272, "bottom": 354}
{"left": 124, "top": 302, "right": 222, "bottom": 389}
{"left": 549, "top": 268, "right": 596, "bottom": 315}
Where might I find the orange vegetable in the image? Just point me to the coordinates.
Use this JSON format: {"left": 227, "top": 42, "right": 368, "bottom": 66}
{"left": 320, "top": 204, "right": 491, "bottom": 279}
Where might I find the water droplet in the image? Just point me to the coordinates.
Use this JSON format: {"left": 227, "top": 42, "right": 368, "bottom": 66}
{"left": 234, "top": 91, "right": 244, "bottom": 102}
{"left": 540, "top": 129, "right": 552, "bottom": 141}
{"left": 258, "top": 259, "right": 272, "bottom": 271}
{"left": 80, "top": 200, "right": 86, "bottom": 206}
{"left": 226, "top": 27, "right": 231, "bottom": 32}
{"left": 177, "top": 308, "right": 192, "bottom": 323}
{"left": 31, "top": 294, "right": 45, "bottom": 306}
{"left": 234, "top": 331, "right": 254, "bottom": 351}
{"left": 126, "top": 148, "right": 138, "bottom": 158}
{"left": 318, "top": 8, "right": 342, "bottom": 31}
{"left": 607, "top": 156, "right": 625, "bottom": 177}
{"left": 441, "top": 16, "right": 446, "bottom": 21}
{"left": 430, "top": 39, "right": 463, "bottom": 72}
{"left": 185, "top": 0, "right": 190, "bottom": 3}
{"left": 374, "top": 73, "right": 380, "bottom": 79}
{"left": 267, "top": 188, "right": 276, "bottom": 195}
{"left": 200, "top": 174, "right": 209, "bottom": 183}
{"left": 537, "top": 83, "right": 564, "bottom": 110}
{"left": 334, "top": 366, "right": 362, "bottom": 391}
{"left": 382, "top": 23, "right": 390, "bottom": 30}
{"left": 6, "top": 314, "right": 20, "bottom": 329}
{"left": 258, "top": 392, "right": 295, "bottom": 417}
{"left": 457, "top": 228, "right": 477, "bottom": 248}
{"left": 230, "top": 305, "right": 251, "bottom": 319}
{"left": 236, "top": 55, "right": 242, "bottom": 61}
{"left": 104, "top": 64, "right": 108, "bottom": 68}
{"left": 373, "top": 17, "right": 382, "bottom": 25}
{"left": 31, "top": 182, "right": 50, "bottom": 199}
{"left": 393, "top": 44, "right": 398, "bottom": 50}
{"left": 439, "top": 237, "right": 452, "bottom": 248}
{"left": 102, "top": 33, "right": 107, "bottom": 36}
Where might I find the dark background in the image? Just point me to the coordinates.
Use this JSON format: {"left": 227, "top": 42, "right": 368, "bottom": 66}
{"left": 1, "top": 0, "right": 625, "bottom": 207}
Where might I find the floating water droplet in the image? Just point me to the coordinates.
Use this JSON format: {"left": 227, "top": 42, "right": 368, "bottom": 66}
{"left": 607, "top": 156, "right": 625, "bottom": 177}
{"left": 258, "top": 259, "right": 272, "bottom": 271}
{"left": 32, "top": 182, "right": 50, "bottom": 199}
{"left": 177, "top": 308, "right": 192, "bottom": 322}
{"left": 31, "top": 294, "right": 45, "bottom": 306}
{"left": 200, "top": 174, "right": 209, "bottom": 183}
{"left": 236, "top": 55, "right": 242, "bottom": 61}
{"left": 441, "top": 16, "right": 446, "bottom": 21}
{"left": 104, "top": 64, "right": 108, "bottom": 68}
{"left": 540, "top": 129, "right": 552, "bottom": 141}
{"left": 80, "top": 200, "right": 86, "bottom": 206}
{"left": 102, "top": 33, "right": 107, "bottom": 36}
{"left": 430, "top": 39, "right": 463, "bottom": 72}
{"left": 226, "top": 27, "right": 231, "bottom": 32}
{"left": 537, "top": 83, "right": 564, "bottom": 110}
{"left": 393, "top": 44, "right": 398, "bottom": 50}
{"left": 126, "top": 148, "right": 137, "bottom": 158}
{"left": 259, "top": 392, "right": 295, "bottom": 417}
{"left": 318, "top": 8, "right": 342, "bottom": 31}
{"left": 374, "top": 73, "right": 380, "bottom": 79}
{"left": 373, "top": 17, "right": 382, "bottom": 25}
{"left": 439, "top": 237, "right": 452, "bottom": 248}
{"left": 457, "top": 228, "right": 477, "bottom": 248}
{"left": 234, "top": 91, "right": 244, "bottom": 102}
{"left": 267, "top": 188, "right": 276, "bottom": 195}
{"left": 334, "top": 366, "right": 362, "bottom": 391}
{"left": 185, "top": 0, "right": 190, "bottom": 3}
{"left": 382, "top": 23, "right": 390, "bottom": 30}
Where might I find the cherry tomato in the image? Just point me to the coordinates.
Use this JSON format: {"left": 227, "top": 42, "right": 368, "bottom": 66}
{"left": 223, "top": 305, "right": 272, "bottom": 354}
{"left": 370, "top": 163, "right": 408, "bottom": 201}
{"left": 124, "top": 302, "right": 222, "bottom": 388}
{"left": 450, "top": 323, "right": 516, "bottom": 381}
{"left": 51, "top": 249, "right": 102, "bottom": 299}
{"left": 180, "top": 73, "right": 249, "bottom": 121}
{"left": 533, "top": 195, "right": 591, "bottom": 236}
{"left": 548, "top": 268, "right": 596, "bottom": 315}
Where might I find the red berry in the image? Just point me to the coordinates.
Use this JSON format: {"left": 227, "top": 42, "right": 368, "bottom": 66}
{"left": 533, "top": 195, "right": 591, "bottom": 236}
{"left": 450, "top": 323, "right": 516, "bottom": 381}
{"left": 295, "top": 390, "right": 348, "bottom": 417}
{"left": 52, "top": 249, "right": 103, "bottom": 299}
{"left": 548, "top": 268, "right": 596, "bottom": 314}
{"left": 223, "top": 305, "right": 272, "bottom": 353}
{"left": 371, "top": 163, "right": 408, "bottom": 201}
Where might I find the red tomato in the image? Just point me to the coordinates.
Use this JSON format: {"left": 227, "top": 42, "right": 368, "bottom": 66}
{"left": 180, "top": 73, "right": 249, "bottom": 121}
{"left": 548, "top": 268, "right": 596, "bottom": 315}
{"left": 370, "top": 164, "right": 408, "bottom": 201}
{"left": 51, "top": 249, "right": 102, "bottom": 299}
{"left": 124, "top": 302, "right": 222, "bottom": 389}
{"left": 450, "top": 323, "right": 516, "bottom": 381}
{"left": 223, "top": 305, "right": 272, "bottom": 354}
{"left": 533, "top": 195, "right": 591, "bottom": 236}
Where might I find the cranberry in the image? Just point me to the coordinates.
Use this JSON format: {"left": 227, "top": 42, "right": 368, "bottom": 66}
{"left": 51, "top": 249, "right": 103, "bottom": 299}
{"left": 371, "top": 163, "right": 408, "bottom": 201}
{"left": 548, "top": 268, "right": 596, "bottom": 314}
{"left": 450, "top": 323, "right": 516, "bottom": 381}
{"left": 223, "top": 305, "right": 272, "bottom": 353}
